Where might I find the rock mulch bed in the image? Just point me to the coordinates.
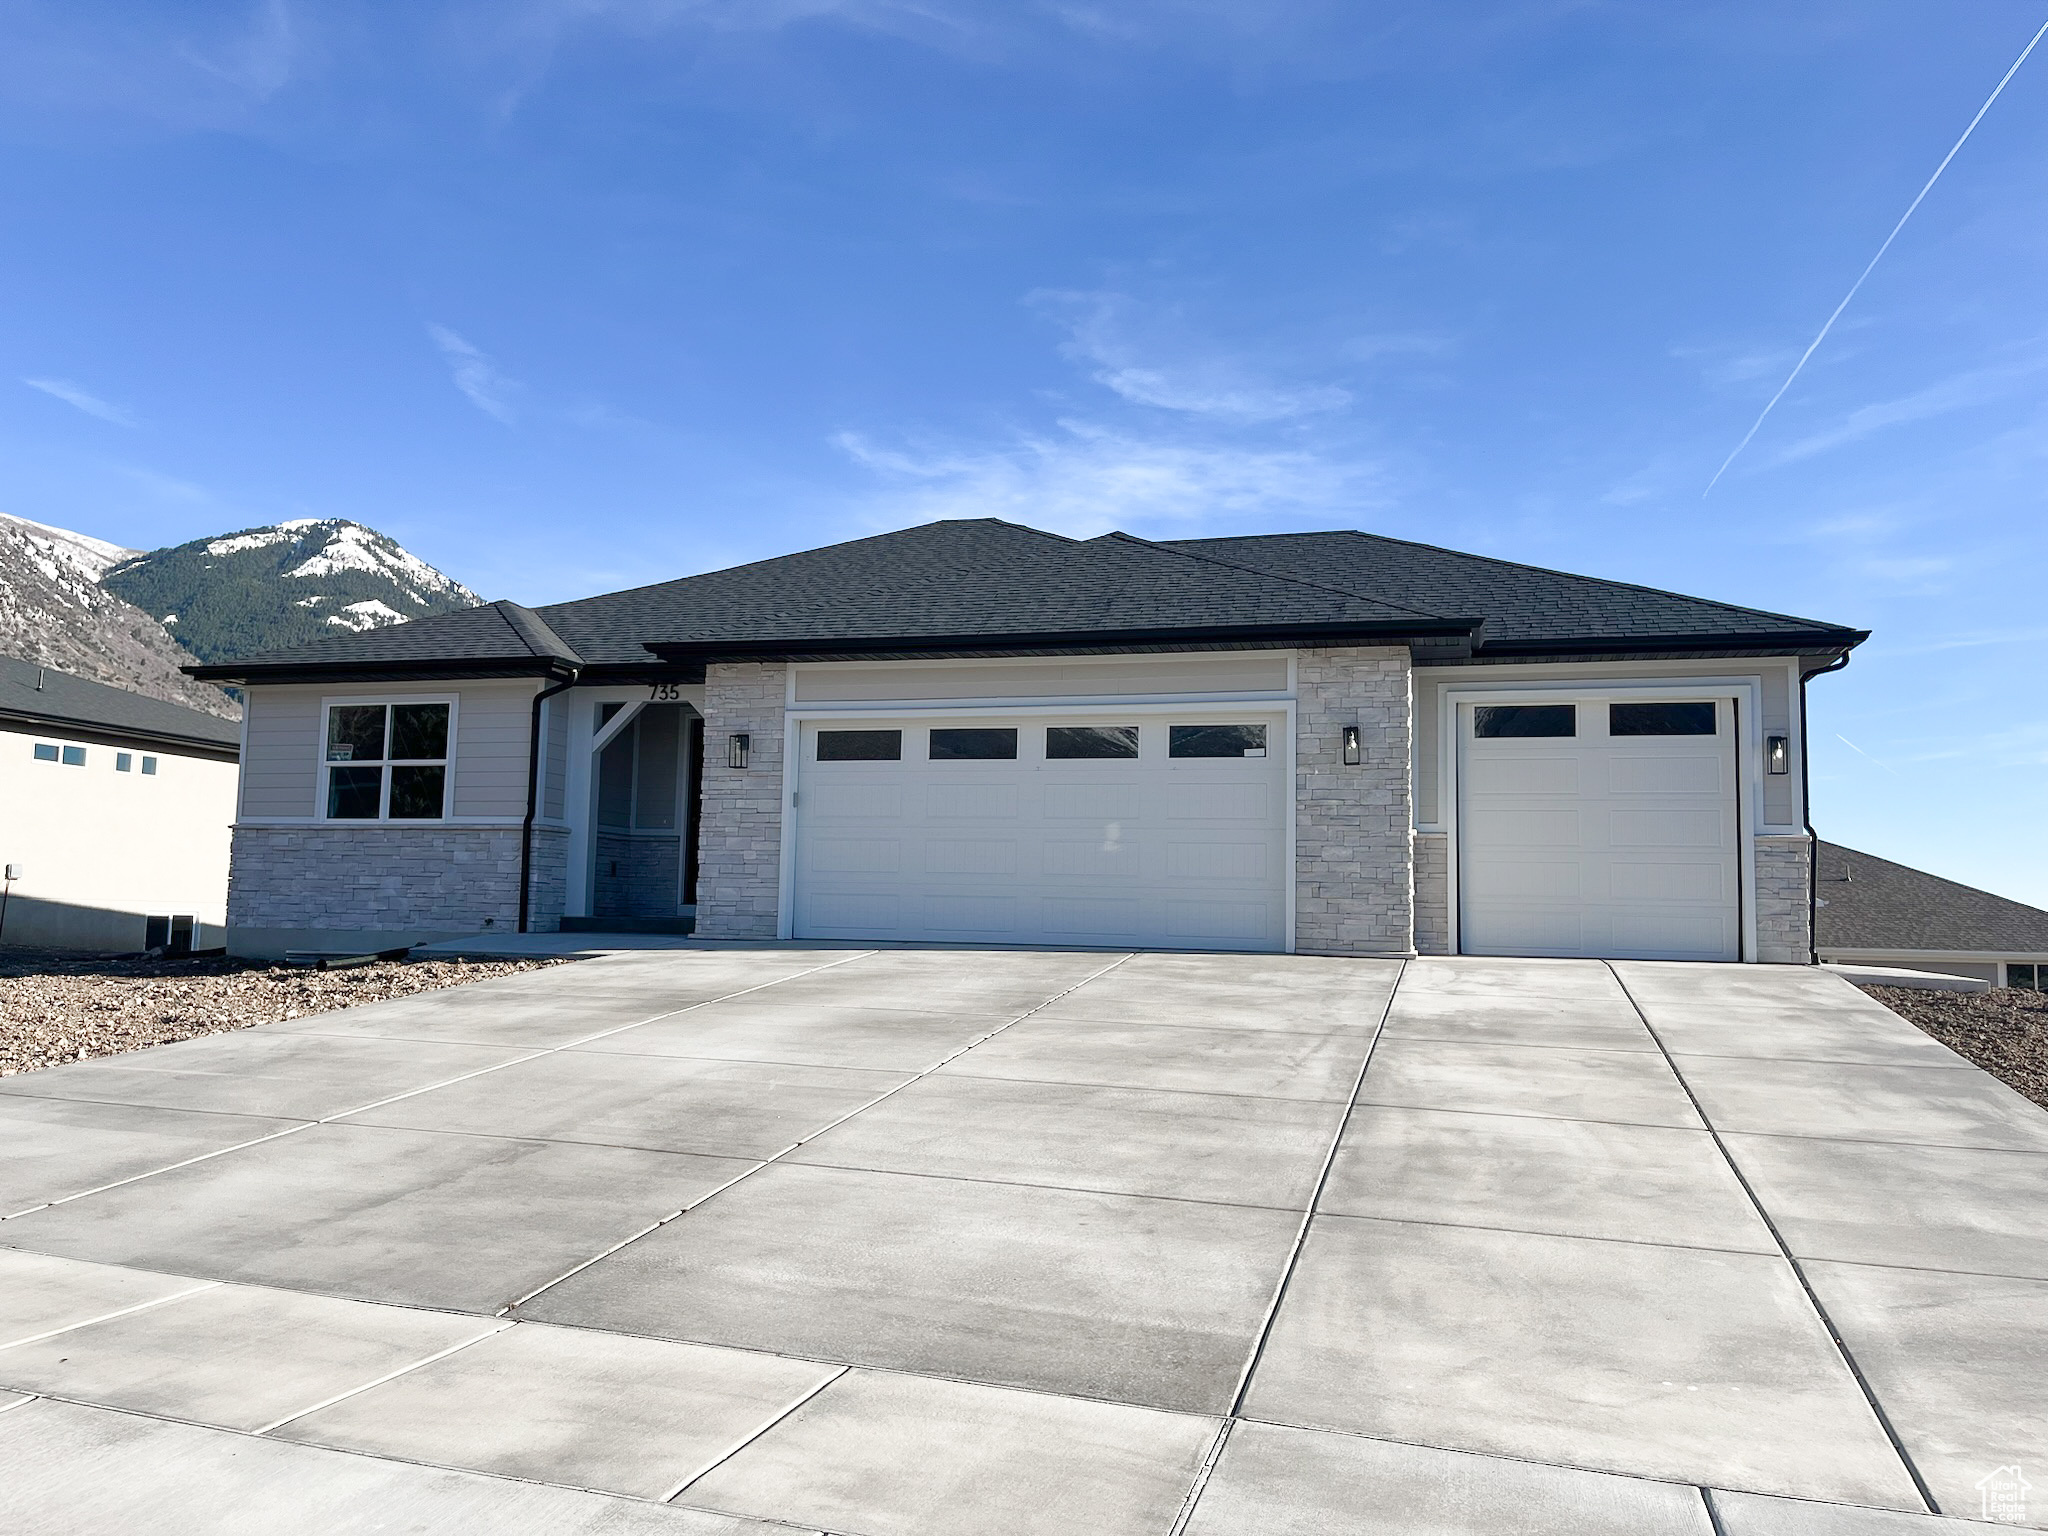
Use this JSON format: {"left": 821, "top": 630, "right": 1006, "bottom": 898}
{"left": 1863, "top": 983, "right": 2048, "bottom": 1111}
{"left": 0, "top": 948, "right": 572, "bottom": 1076}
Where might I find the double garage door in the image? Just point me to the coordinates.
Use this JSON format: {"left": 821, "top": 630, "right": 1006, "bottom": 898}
{"left": 792, "top": 714, "right": 1288, "bottom": 950}
{"left": 1458, "top": 696, "right": 1742, "bottom": 961}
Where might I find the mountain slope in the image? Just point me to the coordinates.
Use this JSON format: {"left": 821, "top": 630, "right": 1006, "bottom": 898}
{"left": 0, "top": 516, "right": 239, "bottom": 719}
{"left": 103, "top": 519, "right": 481, "bottom": 664}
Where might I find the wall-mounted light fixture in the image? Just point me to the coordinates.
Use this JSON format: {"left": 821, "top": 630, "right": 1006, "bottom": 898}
{"left": 1341, "top": 725, "right": 1362, "bottom": 766}
{"left": 1765, "top": 734, "right": 1789, "bottom": 775}
{"left": 728, "top": 733, "right": 751, "bottom": 770}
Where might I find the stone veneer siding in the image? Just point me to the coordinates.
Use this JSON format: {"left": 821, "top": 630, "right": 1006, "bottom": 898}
{"left": 1412, "top": 831, "right": 1451, "bottom": 955}
{"left": 227, "top": 825, "right": 527, "bottom": 933}
{"left": 526, "top": 825, "right": 568, "bottom": 934}
{"left": 593, "top": 831, "right": 682, "bottom": 920}
{"left": 1754, "top": 833, "right": 1813, "bottom": 964}
{"left": 1294, "top": 646, "right": 1415, "bottom": 957}
{"left": 694, "top": 661, "right": 788, "bottom": 940}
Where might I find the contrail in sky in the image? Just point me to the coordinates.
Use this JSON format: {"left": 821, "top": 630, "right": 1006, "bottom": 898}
{"left": 1704, "top": 15, "right": 2048, "bottom": 497}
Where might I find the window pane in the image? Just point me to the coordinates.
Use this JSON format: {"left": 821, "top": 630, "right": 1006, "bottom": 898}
{"left": 327, "top": 704, "right": 386, "bottom": 763}
{"left": 33, "top": 743, "right": 57, "bottom": 762}
{"left": 1610, "top": 701, "right": 1716, "bottom": 736}
{"left": 597, "top": 727, "right": 635, "bottom": 829}
{"left": 930, "top": 727, "right": 1018, "bottom": 760}
{"left": 389, "top": 765, "right": 446, "bottom": 819}
{"left": 818, "top": 729, "right": 903, "bottom": 762}
{"left": 635, "top": 704, "right": 680, "bottom": 830}
{"left": 1473, "top": 705, "right": 1575, "bottom": 739}
{"left": 116, "top": 753, "right": 133, "bottom": 772}
{"left": 2010, "top": 964, "right": 2037, "bottom": 990}
{"left": 390, "top": 702, "right": 449, "bottom": 760}
{"left": 1169, "top": 724, "right": 1268, "bottom": 758}
{"left": 1047, "top": 726, "right": 1139, "bottom": 759}
{"left": 61, "top": 746, "right": 86, "bottom": 766}
{"left": 327, "top": 765, "right": 382, "bottom": 818}
{"left": 141, "top": 757, "right": 157, "bottom": 776}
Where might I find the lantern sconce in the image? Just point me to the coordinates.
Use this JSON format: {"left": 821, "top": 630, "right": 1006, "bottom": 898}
{"left": 728, "top": 733, "right": 751, "bottom": 770}
{"left": 1765, "top": 734, "right": 1789, "bottom": 775}
{"left": 1341, "top": 725, "right": 1362, "bottom": 766}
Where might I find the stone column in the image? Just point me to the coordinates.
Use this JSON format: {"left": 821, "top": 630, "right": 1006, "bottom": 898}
{"left": 1294, "top": 646, "right": 1415, "bottom": 956}
{"left": 694, "top": 661, "right": 789, "bottom": 940}
{"left": 1754, "top": 833, "right": 1813, "bottom": 964}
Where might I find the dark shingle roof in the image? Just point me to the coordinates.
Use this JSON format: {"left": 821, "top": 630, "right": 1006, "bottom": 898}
{"left": 0, "top": 657, "right": 241, "bottom": 753}
{"left": 188, "top": 600, "right": 584, "bottom": 677}
{"left": 189, "top": 518, "right": 1865, "bottom": 681}
{"left": 1816, "top": 842, "right": 2048, "bottom": 954}
{"left": 1166, "top": 530, "right": 1855, "bottom": 651}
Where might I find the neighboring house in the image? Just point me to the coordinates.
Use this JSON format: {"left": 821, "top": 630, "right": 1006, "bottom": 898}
{"left": 0, "top": 657, "right": 241, "bottom": 952}
{"left": 1816, "top": 841, "right": 2048, "bottom": 989}
{"left": 188, "top": 519, "right": 1866, "bottom": 963}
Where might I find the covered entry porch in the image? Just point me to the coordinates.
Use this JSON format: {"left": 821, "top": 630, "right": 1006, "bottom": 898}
{"left": 556, "top": 685, "right": 707, "bottom": 932}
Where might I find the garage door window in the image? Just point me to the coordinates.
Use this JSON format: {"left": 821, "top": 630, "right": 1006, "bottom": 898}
{"left": 1610, "top": 701, "right": 1717, "bottom": 735}
{"left": 818, "top": 729, "right": 902, "bottom": 762}
{"left": 930, "top": 727, "right": 1017, "bottom": 760}
{"left": 1473, "top": 705, "right": 1575, "bottom": 738}
{"left": 1169, "top": 724, "right": 1267, "bottom": 758}
{"left": 1047, "top": 725, "right": 1138, "bottom": 759}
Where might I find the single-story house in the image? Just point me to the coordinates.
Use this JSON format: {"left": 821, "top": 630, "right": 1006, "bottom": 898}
{"left": 0, "top": 657, "right": 241, "bottom": 952}
{"left": 1816, "top": 841, "right": 2048, "bottom": 989}
{"left": 188, "top": 519, "right": 1867, "bottom": 963}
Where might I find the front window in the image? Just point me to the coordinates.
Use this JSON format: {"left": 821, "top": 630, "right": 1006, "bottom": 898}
{"left": 325, "top": 701, "right": 449, "bottom": 820}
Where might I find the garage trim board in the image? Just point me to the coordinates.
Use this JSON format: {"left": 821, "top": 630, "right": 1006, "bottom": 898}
{"left": 779, "top": 696, "right": 1298, "bottom": 951}
{"left": 1437, "top": 679, "right": 1766, "bottom": 962}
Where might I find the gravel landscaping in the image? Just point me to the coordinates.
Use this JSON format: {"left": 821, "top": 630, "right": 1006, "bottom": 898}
{"left": 0, "top": 948, "right": 573, "bottom": 1077}
{"left": 1863, "top": 983, "right": 2048, "bottom": 1110}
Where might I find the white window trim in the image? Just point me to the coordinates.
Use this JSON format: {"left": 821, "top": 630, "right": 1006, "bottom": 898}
{"left": 316, "top": 694, "right": 461, "bottom": 824}
{"left": 1437, "top": 680, "right": 1763, "bottom": 964}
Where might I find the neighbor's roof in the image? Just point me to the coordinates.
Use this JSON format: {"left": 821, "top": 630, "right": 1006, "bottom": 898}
{"left": 0, "top": 657, "right": 241, "bottom": 754}
{"left": 1816, "top": 842, "right": 2048, "bottom": 955}
{"left": 188, "top": 518, "right": 1866, "bottom": 683}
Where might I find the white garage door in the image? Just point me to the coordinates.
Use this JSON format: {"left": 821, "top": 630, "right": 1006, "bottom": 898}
{"left": 1458, "top": 697, "right": 1741, "bottom": 961}
{"left": 792, "top": 714, "right": 1288, "bottom": 950}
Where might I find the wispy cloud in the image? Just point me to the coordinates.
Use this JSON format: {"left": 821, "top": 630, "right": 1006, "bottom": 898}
{"left": 179, "top": 0, "right": 298, "bottom": 99}
{"left": 23, "top": 377, "right": 135, "bottom": 427}
{"left": 834, "top": 418, "right": 1373, "bottom": 537}
{"left": 427, "top": 324, "right": 519, "bottom": 423}
{"left": 1031, "top": 289, "right": 1351, "bottom": 423}
{"left": 1766, "top": 361, "right": 2044, "bottom": 466}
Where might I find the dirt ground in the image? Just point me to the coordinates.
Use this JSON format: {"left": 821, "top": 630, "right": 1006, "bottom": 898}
{"left": 0, "top": 948, "right": 572, "bottom": 1076}
{"left": 1863, "top": 983, "right": 2048, "bottom": 1111}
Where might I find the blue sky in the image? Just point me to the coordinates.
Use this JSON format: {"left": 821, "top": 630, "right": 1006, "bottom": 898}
{"left": 2, "top": 1, "right": 2044, "bottom": 903}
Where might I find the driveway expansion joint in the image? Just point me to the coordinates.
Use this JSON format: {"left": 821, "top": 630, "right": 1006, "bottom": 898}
{"left": 1605, "top": 961, "right": 1942, "bottom": 1517}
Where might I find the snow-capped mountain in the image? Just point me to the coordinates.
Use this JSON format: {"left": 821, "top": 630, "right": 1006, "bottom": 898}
{"left": 0, "top": 514, "right": 237, "bottom": 718}
{"left": 102, "top": 519, "right": 481, "bottom": 664}
{"left": 0, "top": 512, "right": 480, "bottom": 717}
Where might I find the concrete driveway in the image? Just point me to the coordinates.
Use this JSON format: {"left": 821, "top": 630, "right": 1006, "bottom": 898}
{"left": 0, "top": 947, "right": 2042, "bottom": 1534}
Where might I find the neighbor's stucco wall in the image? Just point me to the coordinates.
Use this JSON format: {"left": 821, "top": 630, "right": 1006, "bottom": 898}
{"left": 238, "top": 679, "right": 541, "bottom": 822}
{"left": 1294, "top": 646, "right": 1414, "bottom": 957}
{"left": 693, "top": 661, "right": 788, "bottom": 940}
{"left": 1754, "top": 833, "right": 1813, "bottom": 964}
{"left": 0, "top": 724, "right": 237, "bottom": 950}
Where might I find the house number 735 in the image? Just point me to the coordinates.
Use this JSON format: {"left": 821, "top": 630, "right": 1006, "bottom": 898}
{"left": 648, "top": 682, "right": 683, "bottom": 702}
